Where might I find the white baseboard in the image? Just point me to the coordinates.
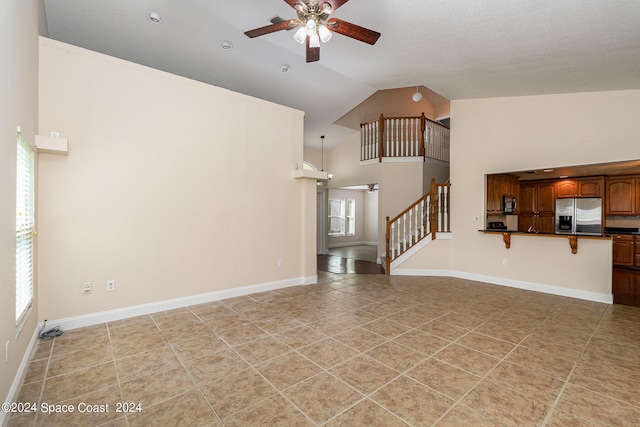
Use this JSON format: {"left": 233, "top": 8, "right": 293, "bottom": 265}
{"left": 391, "top": 268, "right": 613, "bottom": 304}
{"left": 1, "top": 325, "right": 41, "bottom": 427}
{"left": 45, "top": 275, "right": 317, "bottom": 332}
{"left": 1, "top": 274, "right": 316, "bottom": 426}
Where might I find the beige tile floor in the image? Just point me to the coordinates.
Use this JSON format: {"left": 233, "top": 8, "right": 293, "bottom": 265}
{"left": 9, "top": 272, "right": 640, "bottom": 426}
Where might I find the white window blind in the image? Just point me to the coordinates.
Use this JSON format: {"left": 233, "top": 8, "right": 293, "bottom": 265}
{"left": 16, "top": 132, "right": 35, "bottom": 325}
{"left": 328, "top": 199, "right": 345, "bottom": 236}
{"left": 328, "top": 198, "right": 355, "bottom": 237}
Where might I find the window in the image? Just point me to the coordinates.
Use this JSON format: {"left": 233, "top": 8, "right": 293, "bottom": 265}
{"left": 329, "top": 198, "right": 355, "bottom": 237}
{"left": 16, "top": 131, "right": 35, "bottom": 326}
{"left": 303, "top": 161, "right": 317, "bottom": 171}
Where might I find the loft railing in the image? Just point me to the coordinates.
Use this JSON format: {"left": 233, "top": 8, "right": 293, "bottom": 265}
{"left": 361, "top": 113, "right": 450, "bottom": 163}
{"left": 385, "top": 179, "right": 451, "bottom": 274}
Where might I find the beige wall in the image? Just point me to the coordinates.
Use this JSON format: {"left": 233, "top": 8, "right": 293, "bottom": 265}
{"left": 402, "top": 90, "right": 640, "bottom": 300}
{"left": 334, "top": 86, "right": 449, "bottom": 130}
{"left": 326, "top": 133, "right": 424, "bottom": 259}
{"left": 37, "top": 38, "right": 311, "bottom": 321}
{"left": 0, "top": 0, "right": 40, "bottom": 409}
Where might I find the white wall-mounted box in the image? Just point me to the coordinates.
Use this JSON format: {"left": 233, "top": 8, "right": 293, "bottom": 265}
{"left": 35, "top": 135, "right": 69, "bottom": 155}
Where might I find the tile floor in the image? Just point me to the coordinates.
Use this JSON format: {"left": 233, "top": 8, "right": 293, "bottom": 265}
{"left": 9, "top": 272, "right": 640, "bottom": 426}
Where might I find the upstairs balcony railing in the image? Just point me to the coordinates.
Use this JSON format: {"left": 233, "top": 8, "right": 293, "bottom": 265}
{"left": 361, "top": 113, "right": 450, "bottom": 163}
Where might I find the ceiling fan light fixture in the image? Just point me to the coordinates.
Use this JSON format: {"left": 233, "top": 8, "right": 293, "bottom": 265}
{"left": 318, "top": 25, "right": 332, "bottom": 43}
{"left": 305, "top": 19, "right": 317, "bottom": 36}
{"left": 309, "top": 33, "right": 320, "bottom": 48}
{"left": 294, "top": 26, "right": 307, "bottom": 44}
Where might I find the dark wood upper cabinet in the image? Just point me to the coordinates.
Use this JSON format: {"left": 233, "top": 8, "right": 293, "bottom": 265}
{"left": 556, "top": 180, "right": 578, "bottom": 198}
{"left": 518, "top": 181, "right": 555, "bottom": 233}
{"left": 578, "top": 178, "right": 604, "bottom": 197}
{"left": 556, "top": 177, "right": 604, "bottom": 198}
{"left": 486, "top": 174, "right": 519, "bottom": 214}
{"left": 606, "top": 177, "right": 639, "bottom": 215}
{"left": 536, "top": 182, "right": 556, "bottom": 213}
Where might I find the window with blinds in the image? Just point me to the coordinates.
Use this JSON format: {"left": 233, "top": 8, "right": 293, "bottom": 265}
{"left": 16, "top": 132, "right": 35, "bottom": 326}
{"left": 328, "top": 198, "right": 355, "bottom": 237}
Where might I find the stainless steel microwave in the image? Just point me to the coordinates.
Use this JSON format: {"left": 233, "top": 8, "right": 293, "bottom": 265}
{"left": 502, "top": 195, "right": 517, "bottom": 214}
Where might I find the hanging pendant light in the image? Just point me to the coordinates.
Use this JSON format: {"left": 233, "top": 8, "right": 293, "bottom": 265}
{"left": 412, "top": 86, "right": 423, "bottom": 102}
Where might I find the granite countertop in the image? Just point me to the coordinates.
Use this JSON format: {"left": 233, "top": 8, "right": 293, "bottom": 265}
{"left": 606, "top": 227, "right": 640, "bottom": 235}
{"left": 481, "top": 229, "right": 607, "bottom": 238}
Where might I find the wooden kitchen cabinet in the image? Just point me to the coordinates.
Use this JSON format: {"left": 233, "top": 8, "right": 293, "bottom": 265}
{"left": 578, "top": 177, "right": 604, "bottom": 197}
{"left": 518, "top": 181, "right": 555, "bottom": 233}
{"left": 556, "top": 180, "right": 578, "bottom": 198}
{"left": 486, "top": 174, "right": 519, "bottom": 214}
{"left": 613, "top": 267, "right": 640, "bottom": 307}
{"left": 556, "top": 177, "right": 604, "bottom": 198}
{"left": 606, "top": 176, "right": 640, "bottom": 215}
{"left": 612, "top": 234, "right": 635, "bottom": 266}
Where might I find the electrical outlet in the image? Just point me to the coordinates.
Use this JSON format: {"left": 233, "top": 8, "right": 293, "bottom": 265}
{"left": 83, "top": 282, "right": 92, "bottom": 294}
{"left": 501, "top": 259, "right": 508, "bottom": 266}
{"left": 106, "top": 280, "right": 116, "bottom": 292}
{"left": 277, "top": 259, "right": 283, "bottom": 268}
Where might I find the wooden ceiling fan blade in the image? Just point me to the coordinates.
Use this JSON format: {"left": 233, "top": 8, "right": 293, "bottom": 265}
{"left": 321, "top": 0, "right": 349, "bottom": 13}
{"left": 244, "top": 20, "right": 299, "bottom": 38}
{"left": 328, "top": 18, "right": 381, "bottom": 45}
{"left": 283, "top": 0, "right": 300, "bottom": 9}
{"left": 306, "top": 36, "right": 320, "bottom": 62}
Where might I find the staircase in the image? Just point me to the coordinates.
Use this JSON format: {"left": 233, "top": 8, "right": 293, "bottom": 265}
{"left": 384, "top": 179, "right": 451, "bottom": 274}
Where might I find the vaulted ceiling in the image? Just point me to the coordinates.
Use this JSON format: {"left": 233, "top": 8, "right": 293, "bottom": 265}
{"left": 42, "top": 0, "right": 640, "bottom": 149}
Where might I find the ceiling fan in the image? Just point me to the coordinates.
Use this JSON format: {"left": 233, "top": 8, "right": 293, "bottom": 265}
{"left": 244, "top": 0, "right": 381, "bottom": 63}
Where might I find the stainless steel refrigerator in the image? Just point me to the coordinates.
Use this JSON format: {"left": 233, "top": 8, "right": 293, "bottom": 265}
{"left": 555, "top": 198, "right": 603, "bottom": 235}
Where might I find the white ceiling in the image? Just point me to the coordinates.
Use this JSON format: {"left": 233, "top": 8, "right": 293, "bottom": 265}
{"left": 42, "top": 0, "right": 640, "bottom": 149}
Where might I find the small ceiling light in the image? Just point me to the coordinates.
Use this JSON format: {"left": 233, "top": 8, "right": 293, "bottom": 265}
{"left": 280, "top": 64, "right": 290, "bottom": 72}
{"left": 220, "top": 40, "right": 233, "bottom": 50}
{"left": 147, "top": 12, "right": 162, "bottom": 24}
{"left": 412, "top": 86, "right": 423, "bottom": 102}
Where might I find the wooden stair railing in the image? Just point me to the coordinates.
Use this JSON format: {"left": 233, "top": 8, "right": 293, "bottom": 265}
{"left": 385, "top": 179, "right": 451, "bottom": 274}
{"left": 361, "top": 113, "right": 450, "bottom": 163}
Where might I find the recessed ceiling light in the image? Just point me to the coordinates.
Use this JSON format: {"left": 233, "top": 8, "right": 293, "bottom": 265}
{"left": 280, "top": 64, "right": 290, "bottom": 72}
{"left": 220, "top": 40, "right": 233, "bottom": 51}
{"left": 147, "top": 12, "right": 162, "bottom": 24}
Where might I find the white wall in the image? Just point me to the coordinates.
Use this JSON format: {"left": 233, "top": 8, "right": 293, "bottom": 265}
{"left": 364, "top": 190, "right": 379, "bottom": 243}
{"left": 0, "top": 0, "right": 40, "bottom": 410}
{"left": 326, "top": 133, "right": 424, "bottom": 259}
{"left": 401, "top": 89, "right": 640, "bottom": 301}
{"left": 37, "top": 38, "right": 311, "bottom": 321}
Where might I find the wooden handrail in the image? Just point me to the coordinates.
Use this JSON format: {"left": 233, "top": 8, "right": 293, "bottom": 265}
{"left": 385, "top": 179, "right": 451, "bottom": 274}
{"left": 360, "top": 113, "right": 450, "bottom": 163}
{"left": 360, "top": 114, "right": 450, "bottom": 130}
{"left": 388, "top": 192, "right": 431, "bottom": 225}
